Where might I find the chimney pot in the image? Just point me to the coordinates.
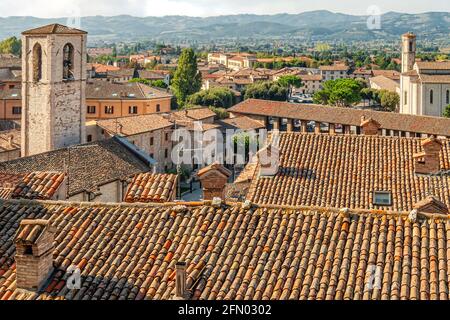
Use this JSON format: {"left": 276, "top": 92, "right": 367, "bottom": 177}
{"left": 175, "top": 262, "right": 187, "bottom": 299}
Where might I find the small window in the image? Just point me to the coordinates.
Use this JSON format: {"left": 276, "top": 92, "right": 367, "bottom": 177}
{"left": 404, "top": 91, "right": 408, "bottom": 105}
{"left": 150, "top": 153, "right": 154, "bottom": 159}
{"left": 87, "top": 105, "right": 96, "bottom": 114}
{"left": 33, "top": 43, "right": 42, "bottom": 82}
{"left": 373, "top": 192, "right": 392, "bottom": 206}
{"left": 129, "top": 106, "right": 138, "bottom": 114}
{"left": 12, "top": 106, "right": 21, "bottom": 115}
{"left": 156, "top": 104, "right": 161, "bottom": 112}
{"left": 409, "top": 41, "right": 413, "bottom": 52}
{"left": 165, "top": 132, "right": 169, "bottom": 141}
{"left": 150, "top": 137, "right": 154, "bottom": 146}
{"left": 165, "top": 149, "right": 169, "bottom": 158}
{"left": 63, "top": 43, "right": 75, "bottom": 80}
{"left": 105, "top": 106, "right": 114, "bottom": 114}
{"left": 87, "top": 135, "right": 93, "bottom": 142}
{"left": 446, "top": 90, "right": 449, "bottom": 104}
{"left": 430, "top": 90, "right": 434, "bottom": 104}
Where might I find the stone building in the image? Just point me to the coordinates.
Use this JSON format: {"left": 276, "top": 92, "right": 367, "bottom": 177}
{"left": 21, "top": 24, "right": 87, "bottom": 157}
{"left": 400, "top": 32, "right": 450, "bottom": 117}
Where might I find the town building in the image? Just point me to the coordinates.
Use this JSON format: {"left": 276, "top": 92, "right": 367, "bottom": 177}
{"left": 400, "top": 32, "right": 450, "bottom": 117}
{"left": 1, "top": 79, "right": 173, "bottom": 122}
{"left": 0, "top": 137, "right": 153, "bottom": 202}
{"left": 85, "top": 80, "right": 172, "bottom": 119}
{"left": 207, "top": 53, "right": 257, "bottom": 71}
{"left": 228, "top": 99, "right": 450, "bottom": 139}
{"left": 319, "top": 64, "right": 350, "bottom": 81}
{"left": 369, "top": 75, "right": 400, "bottom": 94}
{"left": 91, "top": 113, "right": 174, "bottom": 172}
{"left": 0, "top": 54, "right": 21, "bottom": 90}
{"left": 232, "top": 132, "right": 450, "bottom": 212}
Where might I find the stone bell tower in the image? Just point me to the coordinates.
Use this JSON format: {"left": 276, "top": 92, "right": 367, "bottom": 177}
{"left": 401, "top": 32, "right": 416, "bottom": 73}
{"left": 21, "top": 24, "right": 87, "bottom": 157}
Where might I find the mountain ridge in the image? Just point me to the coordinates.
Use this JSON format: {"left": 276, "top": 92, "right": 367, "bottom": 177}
{"left": 1, "top": 11, "right": 449, "bottom": 44}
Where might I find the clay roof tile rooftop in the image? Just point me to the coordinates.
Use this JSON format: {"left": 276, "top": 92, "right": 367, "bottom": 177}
{"left": 1, "top": 200, "right": 450, "bottom": 300}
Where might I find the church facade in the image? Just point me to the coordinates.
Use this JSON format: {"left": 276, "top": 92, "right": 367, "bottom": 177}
{"left": 400, "top": 32, "right": 450, "bottom": 117}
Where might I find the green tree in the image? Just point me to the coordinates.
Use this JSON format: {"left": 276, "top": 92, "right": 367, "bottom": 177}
{"left": 209, "top": 106, "right": 230, "bottom": 120}
{"left": 187, "top": 87, "right": 235, "bottom": 108}
{"left": 171, "top": 48, "right": 202, "bottom": 107}
{"left": 443, "top": 105, "right": 450, "bottom": 118}
{"left": 151, "top": 80, "right": 168, "bottom": 89}
{"left": 313, "top": 79, "right": 362, "bottom": 107}
{"left": 0, "top": 37, "right": 21, "bottom": 56}
{"left": 379, "top": 90, "right": 400, "bottom": 112}
{"left": 244, "top": 82, "right": 288, "bottom": 102}
{"left": 277, "top": 75, "right": 303, "bottom": 100}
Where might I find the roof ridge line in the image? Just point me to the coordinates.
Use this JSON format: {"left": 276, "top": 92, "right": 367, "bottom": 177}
{"left": 1, "top": 199, "right": 448, "bottom": 221}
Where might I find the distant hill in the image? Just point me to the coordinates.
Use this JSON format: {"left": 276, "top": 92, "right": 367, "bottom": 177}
{"left": 0, "top": 11, "right": 449, "bottom": 44}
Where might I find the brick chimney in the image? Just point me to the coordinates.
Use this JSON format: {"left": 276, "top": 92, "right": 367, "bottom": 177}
{"left": 14, "top": 220, "right": 55, "bottom": 291}
{"left": 360, "top": 116, "right": 381, "bottom": 135}
{"left": 413, "top": 136, "right": 443, "bottom": 174}
{"left": 7, "top": 134, "right": 14, "bottom": 148}
{"left": 257, "top": 143, "right": 280, "bottom": 177}
{"left": 413, "top": 196, "right": 448, "bottom": 216}
{"left": 197, "top": 162, "right": 232, "bottom": 200}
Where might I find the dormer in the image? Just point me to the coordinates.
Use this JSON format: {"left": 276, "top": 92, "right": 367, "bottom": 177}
{"left": 257, "top": 143, "right": 280, "bottom": 177}
{"left": 413, "top": 136, "right": 443, "bottom": 175}
{"left": 197, "top": 162, "right": 232, "bottom": 200}
{"left": 360, "top": 116, "right": 381, "bottom": 136}
{"left": 413, "top": 196, "right": 448, "bottom": 216}
{"left": 14, "top": 219, "right": 55, "bottom": 291}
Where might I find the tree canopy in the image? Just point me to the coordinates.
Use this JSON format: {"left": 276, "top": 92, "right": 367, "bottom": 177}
{"left": 171, "top": 48, "right": 202, "bottom": 107}
{"left": 313, "top": 78, "right": 363, "bottom": 107}
{"left": 244, "top": 81, "right": 288, "bottom": 102}
{"left": 130, "top": 78, "right": 168, "bottom": 89}
{"left": 0, "top": 37, "right": 21, "bottom": 56}
{"left": 444, "top": 105, "right": 450, "bottom": 118}
{"left": 187, "top": 87, "right": 236, "bottom": 108}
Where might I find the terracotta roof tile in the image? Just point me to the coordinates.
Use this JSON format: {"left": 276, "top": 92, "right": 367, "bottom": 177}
{"left": 0, "top": 200, "right": 449, "bottom": 300}
{"left": 125, "top": 173, "right": 177, "bottom": 203}
{"left": 218, "top": 116, "right": 265, "bottom": 131}
{"left": 246, "top": 133, "right": 450, "bottom": 212}
{"left": 97, "top": 114, "right": 173, "bottom": 136}
{"left": 11, "top": 172, "right": 65, "bottom": 200}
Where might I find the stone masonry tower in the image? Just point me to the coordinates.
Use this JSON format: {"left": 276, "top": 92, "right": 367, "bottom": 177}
{"left": 401, "top": 32, "right": 416, "bottom": 73}
{"left": 21, "top": 24, "right": 87, "bottom": 157}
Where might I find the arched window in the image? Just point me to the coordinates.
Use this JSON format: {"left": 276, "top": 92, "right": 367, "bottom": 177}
{"left": 446, "top": 90, "right": 449, "bottom": 104}
{"left": 63, "top": 43, "right": 74, "bottom": 80}
{"left": 430, "top": 90, "right": 434, "bottom": 104}
{"left": 32, "top": 43, "right": 42, "bottom": 82}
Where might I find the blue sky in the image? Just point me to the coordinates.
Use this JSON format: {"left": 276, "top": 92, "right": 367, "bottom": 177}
{"left": 0, "top": 0, "right": 449, "bottom": 17}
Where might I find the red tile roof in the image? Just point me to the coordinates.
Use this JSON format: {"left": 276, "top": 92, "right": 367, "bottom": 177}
{"left": 229, "top": 99, "right": 450, "bottom": 137}
{"left": 0, "top": 172, "right": 65, "bottom": 200}
{"left": 246, "top": 133, "right": 450, "bottom": 211}
{"left": 125, "top": 173, "right": 177, "bottom": 203}
{"left": 1, "top": 200, "right": 450, "bottom": 300}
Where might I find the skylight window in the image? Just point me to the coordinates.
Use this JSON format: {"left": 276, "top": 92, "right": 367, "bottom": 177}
{"left": 373, "top": 191, "right": 392, "bottom": 206}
